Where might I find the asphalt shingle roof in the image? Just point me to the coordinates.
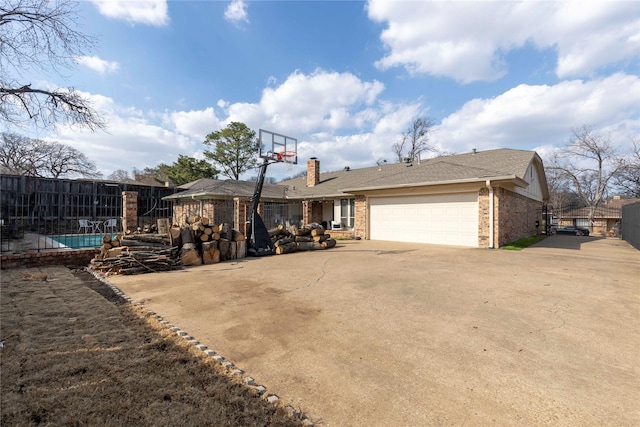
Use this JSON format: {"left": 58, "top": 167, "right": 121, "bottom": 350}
{"left": 166, "top": 148, "right": 544, "bottom": 201}
{"left": 282, "top": 148, "right": 541, "bottom": 199}
{"left": 164, "top": 178, "right": 287, "bottom": 201}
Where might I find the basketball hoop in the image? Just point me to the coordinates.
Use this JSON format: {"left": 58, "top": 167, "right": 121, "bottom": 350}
{"left": 277, "top": 151, "right": 297, "bottom": 170}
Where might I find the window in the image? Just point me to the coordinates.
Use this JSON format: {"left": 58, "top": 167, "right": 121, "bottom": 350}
{"left": 340, "top": 198, "right": 355, "bottom": 228}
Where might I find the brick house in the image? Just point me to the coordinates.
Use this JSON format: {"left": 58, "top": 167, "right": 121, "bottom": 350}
{"left": 166, "top": 148, "right": 548, "bottom": 248}
{"left": 557, "top": 196, "right": 640, "bottom": 237}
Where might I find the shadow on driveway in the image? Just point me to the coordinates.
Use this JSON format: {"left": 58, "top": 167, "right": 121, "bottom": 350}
{"left": 530, "top": 234, "right": 605, "bottom": 250}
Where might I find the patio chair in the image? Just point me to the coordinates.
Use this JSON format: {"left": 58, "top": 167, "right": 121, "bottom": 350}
{"left": 103, "top": 218, "right": 118, "bottom": 233}
{"left": 78, "top": 219, "right": 92, "bottom": 233}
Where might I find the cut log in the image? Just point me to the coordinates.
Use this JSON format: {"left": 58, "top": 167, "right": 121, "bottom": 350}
{"left": 288, "top": 224, "right": 300, "bottom": 236}
{"left": 313, "top": 234, "right": 330, "bottom": 243}
{"left": 275, "top": 241, "right": 298, "bottom": 255}
{"left": 102, "top": 235, "right": 112, "bottom": 244}
{"left": 203, "top": 227, "right": 213, "bottom": 235}
{"left": 202, "top": 240, "right": 219, "bottom": 251}
{"left": 268, "top": 224, "right": 288, "bottom": 238}
{"left": 236, "top": 240, "right": 246, "bottom": 259}
{"left": 200, "top": 233, "right": 210, "bottom": 242}
{"left": 202, "top": 248, "right": 220, "bottom": 264}
{"left": 219, "top": 223, "right": 231, "bottom": 240}
{"left": 295, "top": 235, "right": 313, "bottom": 243}
{"left": 180, "top": 245, "right": 202, "bottom": 266}
{"left": 188, "top": 215, "right": 201, "bottom": 225}
{"left": 218, "top": 239, "right": 231, "bottom": 261}
{"left": 202, "top": 241, "right": 220, "bottom": 264}
{"left": 274, "top": 236, "right": 295, "bottom": 247}
{"left": 232, "top": 229, "right": 245, "bottom": 241}
{"left": 310, "top": 227, "right": 325, "bottom": 237}
{"left": 321, "top": 238, "right": 337, "bottom": 248}
{"left": 297, "top": 241, "right": 316, "bottom": 251}
{"left": 169, "top": 227, "right": 182, "bottom": 247}
{"left": 180, "top": 225, "right": 195, "bottom": 245}
{"left": 200, "top": 217, "right": 209, "bottom": 226}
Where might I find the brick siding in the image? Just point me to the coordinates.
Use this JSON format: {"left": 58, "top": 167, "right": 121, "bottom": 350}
{"left": 479, "top": 187, "right": 543, "bottom": 248}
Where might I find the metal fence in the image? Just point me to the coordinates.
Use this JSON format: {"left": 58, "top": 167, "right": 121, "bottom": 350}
{"left": 621, "top": 202, "right": 640, "bottom": 250}
{"left": 0, "top": 174, "right": 175, "bottom": 252}
{"left": 261, "top": 202, "right": 303, "bottom": 229}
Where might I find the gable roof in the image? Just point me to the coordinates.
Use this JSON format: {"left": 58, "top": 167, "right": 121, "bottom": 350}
{"left": 282, "top": 148, "right": 547, "bottom": 199}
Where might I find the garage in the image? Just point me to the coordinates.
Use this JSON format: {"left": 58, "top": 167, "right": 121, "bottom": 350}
{"left": 369, "top": 193, "right": 479, "bottom": 247}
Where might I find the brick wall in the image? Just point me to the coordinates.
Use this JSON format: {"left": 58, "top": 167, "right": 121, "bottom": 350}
{"left": 478, "top": 188, "right": 491, "bottom": 248}
{"left": 354, "top": 195, "right": 367, "bottom": 239}
{"left": 1, "top": 249, "right": 98, "bottom": 269}
{"left": 479, "top": 187, "right": 543, "bottom": 248}
{"left": 302, "top": 200, "right": 324, "bottom": 224}
{"left": 122, "top": 191, "right": 138, "bottom": 233}
{"left": 495, "top": 188, "right": 543, "bottom": 247}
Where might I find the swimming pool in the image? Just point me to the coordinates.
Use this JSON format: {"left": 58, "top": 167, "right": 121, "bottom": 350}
{"left": 50, "top": 234, "right": 113, "bottom": 249}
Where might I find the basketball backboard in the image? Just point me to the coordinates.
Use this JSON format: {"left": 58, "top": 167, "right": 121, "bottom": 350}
{"left": 258, "top": 129, "right": 297, "bottom": 164}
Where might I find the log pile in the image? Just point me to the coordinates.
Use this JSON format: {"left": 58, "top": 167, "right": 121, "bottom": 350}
{"left": 173, "top": 216, "right": 246, "bottom": 266}
{"left": 271, "top": 223, "right": 337, "bottom": 255}
{"left": 90, "top": 233, "right": 181, "bottom": 275}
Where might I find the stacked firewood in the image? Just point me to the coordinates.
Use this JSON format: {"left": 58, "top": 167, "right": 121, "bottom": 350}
{"left": 90, "top": 233, "right": 181, "bottom": 275}
{"left": 271, "top": 223, "right": 337, "bottom": 255}
{"left": 172, "top": 216, "right": 246, "bottom": 266}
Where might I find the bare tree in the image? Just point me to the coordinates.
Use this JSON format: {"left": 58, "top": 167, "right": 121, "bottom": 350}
{"left": 107, "top": 169, "right": 131, "bottom": 181}
{"left": 0, "top": 132, "right": 100, "bottom": 178}
{"left": 0, "top": 0, "right": 105, "bottom": 130}
{"left": 612, "top": 137, "right": 640, "bottom": 197}
{"left": 392, "top": 117, "right": 435, "bottom": 162}
{"left": 548, "top": 125, "right": 625, "bottom": 226}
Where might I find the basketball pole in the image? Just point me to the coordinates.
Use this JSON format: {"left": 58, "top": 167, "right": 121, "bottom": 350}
{"left": 247, "top": 157, "right": 276, "bottom": 256}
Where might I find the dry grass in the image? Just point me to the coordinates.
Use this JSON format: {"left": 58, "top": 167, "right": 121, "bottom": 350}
{"left": 1, "top": 266, "right": 305, "bottom": 426}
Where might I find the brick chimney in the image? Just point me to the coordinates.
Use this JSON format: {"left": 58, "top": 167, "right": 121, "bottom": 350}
{"left": 307, "top": 157, "right": 320, "bottom": 187}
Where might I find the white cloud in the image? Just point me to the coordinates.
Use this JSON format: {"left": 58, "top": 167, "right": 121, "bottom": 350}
{"left": 41, "top": 71, "right": 638, "bottom": 182}
{"left": 162, "top": 108, "right": 221, "bottom": 140}
{"left": 75, "top": 56, "right": 119, "bottom": 74}
{"left": 367, "top": 0, "right": 640, "bottom": 82}
{"left": 91, "top": 0, "right": 169, "bottom": 26}
{"left": 230, "top": 69, "right": 385, "bottom": 135}
{"left": 224, "top": 0, "right": 249, "bottom": 27}
{"left": 431, "top": 73, "right": 640, "bottom": 154}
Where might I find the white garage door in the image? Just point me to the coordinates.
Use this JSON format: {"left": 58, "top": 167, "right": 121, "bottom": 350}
{"left": 369, "top": 193, "right": 478, "bottom": 247}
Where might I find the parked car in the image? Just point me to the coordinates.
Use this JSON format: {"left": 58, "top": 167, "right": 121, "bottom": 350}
{"left": 553, "top": 226, "right": 590, "bottom": 236}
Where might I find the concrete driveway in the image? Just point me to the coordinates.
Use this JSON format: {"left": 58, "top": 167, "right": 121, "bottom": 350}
{"left": 107, "top": 236, "right": 640, "bottom": 426}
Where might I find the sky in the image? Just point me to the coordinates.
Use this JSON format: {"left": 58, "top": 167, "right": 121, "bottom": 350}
{"left": 8, "top": 0, "right": 640, "bottom": 182}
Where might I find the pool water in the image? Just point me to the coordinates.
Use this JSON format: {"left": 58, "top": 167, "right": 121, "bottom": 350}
{"left": 51, "top": 234, "right": 113, "bottom": 249}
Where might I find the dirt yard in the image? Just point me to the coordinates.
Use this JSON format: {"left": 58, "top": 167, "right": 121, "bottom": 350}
{"left": 0, "top": 267, "right": 305, "bottom": 426}
{"left": 106, "top": 236, "right": 640, "bottom": 427}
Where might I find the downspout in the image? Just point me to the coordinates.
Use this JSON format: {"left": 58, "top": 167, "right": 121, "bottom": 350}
{"left": 486, "top": 180, "right": 494, "bottom": 249}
